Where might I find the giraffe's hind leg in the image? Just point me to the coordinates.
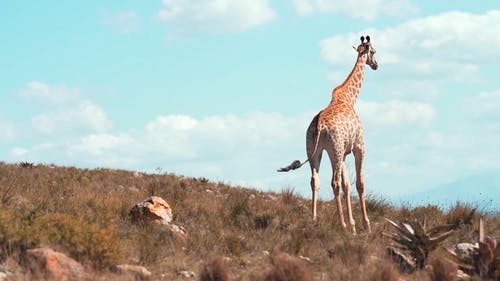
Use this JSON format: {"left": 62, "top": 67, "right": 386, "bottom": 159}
{"left": 327, "top": 150, "right": 347, "bottom": 230}
{"left": 309, "top": 152, "right": 322, "bottom": 220}
{"left": 341, "top": 162, "right": 356, "bottom": 234}
{"left": 353, "top": 146, "right": 371, "bottom": 233}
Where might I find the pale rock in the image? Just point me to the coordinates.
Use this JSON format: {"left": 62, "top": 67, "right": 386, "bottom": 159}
{"left": 24, "top": 248, "right": 85, "bottom": 281}
{"left": 169, "top": 223, "right": 187, "bottom": 236}
{"left": 298, "top": 255, "right": 313, "bottom": 264}
{"left": 129, "top": 196, "right": 173, "bottom": 224}
{"left": 453, "top": 243, "right": 477, "bottom": 263}
{"left": 456, "top": 269, "right": 471, "bottom": 281}
{"left": 117, "top": 264, "right": 152, "bottom": 279}
{"left": 178, "top": 270, "right": 195, "bottom": 278}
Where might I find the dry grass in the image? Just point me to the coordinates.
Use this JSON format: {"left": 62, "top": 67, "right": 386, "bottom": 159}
{"left": 0, "top": 161, "right": 498, "bottom": 280}
{"left": 262, "top": 253, "right": 312, "bottom": 281}
{"left": 428, "top": 257, "right": 458, "bottom": 281}
{"left": 199, "top": 257, "right": 230, "bottom": 281}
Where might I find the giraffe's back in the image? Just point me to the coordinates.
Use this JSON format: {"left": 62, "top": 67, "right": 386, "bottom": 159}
{"left": 316, "top": 103, "right": 363, "bottom": 156}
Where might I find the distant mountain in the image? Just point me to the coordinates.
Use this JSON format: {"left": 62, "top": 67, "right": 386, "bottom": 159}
{"left": 396, "top": 171, "right": 500, "bottom": 213}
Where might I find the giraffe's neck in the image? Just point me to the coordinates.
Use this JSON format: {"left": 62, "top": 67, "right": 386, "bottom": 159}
{"left": 330, "top": 55, "right": 367, "bottom": 106}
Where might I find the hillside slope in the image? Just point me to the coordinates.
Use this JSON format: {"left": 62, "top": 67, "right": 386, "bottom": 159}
{"left": 0, "top": 162, "right": 498, "bottom": 280}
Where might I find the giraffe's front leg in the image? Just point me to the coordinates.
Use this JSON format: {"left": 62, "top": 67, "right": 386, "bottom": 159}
{"left": 332, "top": 165, "right": 347, "bottom": 230}
{"left": 354, "top": 146, "right": 371, "bottom": 233}
{"left": 341, "top": 163, "right": 356, "bottom": 234}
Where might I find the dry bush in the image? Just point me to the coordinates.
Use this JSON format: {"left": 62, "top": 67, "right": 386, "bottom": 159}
{"left": 446, "top": 203, "right": 476, "bottom": 227}
{"left": 365, "top": 194, "right": 392, "bottom": 217}
{"left": 330, "top": 237, "right": 367, "bottom": 266}
{"left": 199, "top": 257, "right": 230, "bottom": 281}
{"left": 280, "top": 187, "right": 297, "bottom": 206}
{"left": 427, "top": 257, "right": 457, "bottom": 281}
{"left": 408, "top": 205, "right": 443, "bottom": 225}
{"left": 262, "top": 253, "right": 312, "bottom": 281}
{"left": 366, "top": 258, "right": 400, "bottom": 281}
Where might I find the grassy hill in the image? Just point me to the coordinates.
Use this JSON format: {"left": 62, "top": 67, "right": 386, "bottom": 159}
{"left": 0, "top": 161, "right": 498, "bottom": 280}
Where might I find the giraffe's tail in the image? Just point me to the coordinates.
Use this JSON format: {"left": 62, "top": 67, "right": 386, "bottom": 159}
{"left": 277, "top": 159, "right": 308, "bottom": 172}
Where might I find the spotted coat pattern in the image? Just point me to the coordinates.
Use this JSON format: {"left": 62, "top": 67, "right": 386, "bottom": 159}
{"left": 306, "top": 37, "right": 378, "bottom": 233}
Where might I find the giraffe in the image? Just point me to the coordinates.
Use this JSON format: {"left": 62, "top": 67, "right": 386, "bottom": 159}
{"left": 278, "top": 35, "right": 378, "bottom": 234}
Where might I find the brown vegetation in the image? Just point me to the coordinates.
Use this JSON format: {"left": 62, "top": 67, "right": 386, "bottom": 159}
{"left": 0, "top": 161, "right": 498, "bottom": 280}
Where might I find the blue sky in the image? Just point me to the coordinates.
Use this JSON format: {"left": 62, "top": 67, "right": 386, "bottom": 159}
{"left": 1, "top": 1, "right": 499, "bottom": 201}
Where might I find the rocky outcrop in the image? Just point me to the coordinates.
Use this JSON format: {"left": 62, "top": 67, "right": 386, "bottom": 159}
{"left": 24, "top": 248, "right": 84, "bottom": 281}
{"left": 129, "top": 196, "right": 187, "bottom": 239}
{"left": 129, "top": 196, "right": 173, "bottom": 224}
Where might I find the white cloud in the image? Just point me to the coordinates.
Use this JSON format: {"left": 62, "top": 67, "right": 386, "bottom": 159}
{"left": 320, "top": 10, "right": 500, "bottom": 78}
{"left": 11, "top": 148, "right": 28, "bottom": 158}
{"left": 157, "top": 0, "right": 277, "bottom": 33}
{"left": 464, "top": 89, "right": 500, "bottom": 119}
{"left": 0, "top": 117, "right": 16, "bottom": 141}
{"left": 32, "top": 101, "right": 112, "bottom": 135}
{"left": 143, "top": 112, "right": 309, "bottom": 160}
{"left": 18, "top": 81, "right": 80, "bottom": 104}
{"left": 291, "top": 0, "right": 418, "bottom": 20}
{"left": 101, "top": 10, "right": 139, "bottom": 33}
{"left": 357, "top": 99, "right": 435, "bottom": 127}
{"left": 292, "top": 0, "right": 314, "bottom": 16}
{"left": 15, "top": 81, "right": 113, "bottom": 135}
{"left": 69, "top": 133, "right": 135, "bottom": 156}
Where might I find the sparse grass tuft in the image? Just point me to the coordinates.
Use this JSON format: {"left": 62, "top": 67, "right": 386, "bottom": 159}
{"left": 427, "top": 257, "right": 457, "bottom": 281}
{"left": 199, "top": 257, "right": 230, "bottom": 281}
{"left": 367, "top": 258, "right": 400, "bottom": 281}
{"left": 446, "top": 202, "right": 476, "bottom": 227}
{"left": 263, "top": 253, "right": 312, "bottom": 281}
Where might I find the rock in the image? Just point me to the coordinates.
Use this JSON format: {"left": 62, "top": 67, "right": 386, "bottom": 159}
{"left": 0, "top": 271, "right": 7, "bottom": 280}
{"left": 129, "top": 196, "right": 173, "bottom": 224}
{"left": 457, "top": 269, "right": 471, "bottom": 281}
{"left": 267, "top": 195, "right": 278, "bottom": 201}
{"left": 24, "top": 248, "right": 85, "bottom": 281}
{"left": 169, "top": 223, "right": 187, "bottom": 237}
{"left": 129, "top": 196, "right": 189, "bottom": 239}
{"left": 117, "top": 264, "right": 152, "bottom": 279}
{"left": 178, "top": 270, "right": 195, "bottom": 278}
{"left": 299, "top": 255, "right": 313, "bottom": 264}
{"left": 453, "top": 243, "right": 477, "bottom": 263}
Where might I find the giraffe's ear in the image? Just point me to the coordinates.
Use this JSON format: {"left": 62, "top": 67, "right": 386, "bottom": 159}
{"left": 366, "top": 35, "right": 371, "bottom": 43}
{"left": 360, "top": 36, "right": 365, "bottom": 43}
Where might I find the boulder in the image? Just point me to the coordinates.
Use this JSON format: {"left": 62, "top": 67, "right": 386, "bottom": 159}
{"left": 24, "top": 248, "right": 84, "bottom": 281}
{"left": 129, "top": 196, "right": 173, "bottom": 224}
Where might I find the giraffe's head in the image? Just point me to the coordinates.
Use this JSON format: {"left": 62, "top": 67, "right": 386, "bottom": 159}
{"left": 355, "top": 35, "right": 378, "bottom": 70}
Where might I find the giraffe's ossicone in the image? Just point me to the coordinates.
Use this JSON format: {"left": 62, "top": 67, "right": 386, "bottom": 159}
{"left": 278, "top": 35, "right": 378, "bottom": 234}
